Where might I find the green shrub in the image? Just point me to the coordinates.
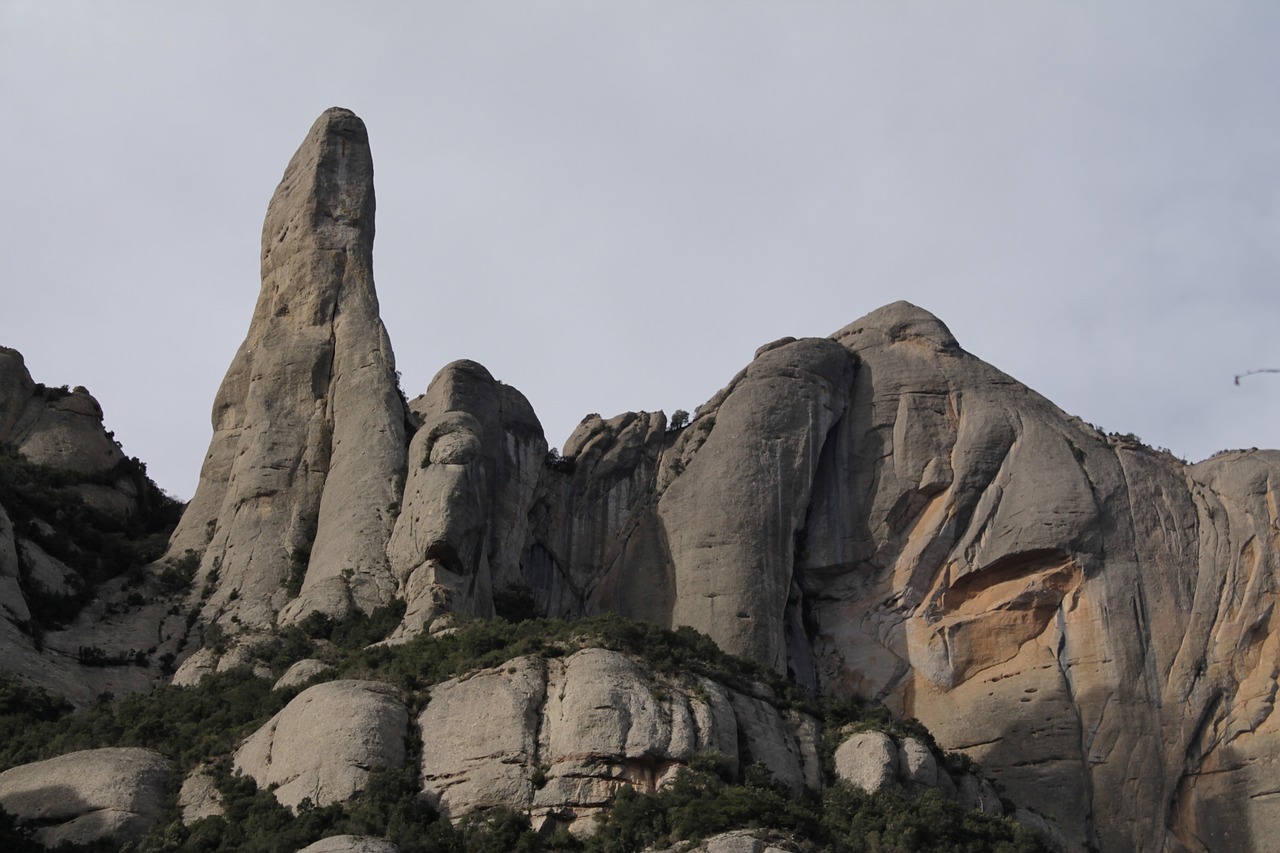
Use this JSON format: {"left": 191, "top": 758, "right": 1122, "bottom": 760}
{"left": 0, "top": 441, "right": 184, "bottom": 628}
{"left": 0, "top": 615, "right": 1047, "bottom": 853}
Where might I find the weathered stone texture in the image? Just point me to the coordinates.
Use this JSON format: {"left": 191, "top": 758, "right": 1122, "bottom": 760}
{"left": 418, "top": 648, "right": 818, "bottom": 832}
{"left": 168, "top": 107, "right": 406, "bottom": 633}
{"left": 234, "top": 679, "right": 408, "bottom": 811}
{"left": 388, "top": 360, "right": 546, "bottom": 636}
{"left": 296, "top": 837, "right": 400, "bottom": 853}
{"left": 0, "top": 747, "right": 172, "bottom": 847}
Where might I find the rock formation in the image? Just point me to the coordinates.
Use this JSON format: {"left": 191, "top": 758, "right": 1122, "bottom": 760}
{"left": 0, "top": 348, "right": 127, "bottom": 482}
{"left": 167, "top": 107, "right": 407, "bottom": 632}
{"left": 417, "top": 647, "right": 819, "bottom": 832}
{"left": 0, "top": 748, "right": 172, "bottom": 847}
{"left": 388, "top": 359, "right": 546, "bottom": 635}
{"left": 0, "top": 347, "right": 186, "bottom": 705}
{"left": 233, "top": 680, "right": 408, "bottom": 811}
{"left": 8, "top": 107, "right": 1280, "bottom": 851}
{"left": 398, "top": 298, "right": 1280, "bottom": 851}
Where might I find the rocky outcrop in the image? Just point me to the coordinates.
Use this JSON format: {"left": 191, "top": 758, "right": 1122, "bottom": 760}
{"left": 659, "top": 337, "right": 854, "bottom": 675}
{"left": 0, "top": 747, "right": 171, "bottom": 847}
{"left": 297, "top": 837, "right": 400, "bottom": 853}
{"left": 388, "top": 360, "right": 546, "bottom": 636}
{"left": 234, "top": 679, "right": 408, "bottom": 811}
{"left": 13, "top": 107, "right": 1280, "bottom": 851}
{"left": 777, "top": 301, "right": 1280, "bottom": 852}
{"left": 0, "top": 349, "right": 186, "bottom": 705}
{"left": 274, "top": 657, "right": 334, "bottom": 689}
{"left": 0, "top": 347, "right": 126, "bottom": 480}
{"left": 168, "top": 107, "right": 407, "bottom": 633}
{"left": 418, "top": 648, "right": 819, "bottom": 832}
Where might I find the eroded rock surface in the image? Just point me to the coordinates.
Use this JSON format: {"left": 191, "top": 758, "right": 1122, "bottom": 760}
{"left": 0, "top": 747, "right": 171, "bottom": 847}
{"left": 418, "top": 648, "right": 818, "bottom": 832}
{"left": 389, "top": 360, "right": 546, "bottom": 636}
{"left": 0, "top": 347, "right": 126, "bottom": 478}
{"left": 234, "top": 679, "right": 408, "bottom": 811}
{"left": 168, "top": 107, "right": 407, "bottom": 633}
{"left": 296, "top": 836, "right": 400, "bottom": 853}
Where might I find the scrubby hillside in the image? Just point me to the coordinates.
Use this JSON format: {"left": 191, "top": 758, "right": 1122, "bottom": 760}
{"left": 0, "top": 614, "right": 1043, "bottom": 853}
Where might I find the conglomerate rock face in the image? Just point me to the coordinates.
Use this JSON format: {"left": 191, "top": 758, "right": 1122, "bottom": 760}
{"left": 16, "top": 108, "right": 1280, "bottom": 852}
{"left": 167, "top": 107, "right": 407, "bottom": 632}
{"left": 0, "top": 747, "right": 172, "bottom": 847}
{"left": 406, "top": 299, "right": 1280, "bottom": 851}
{"left": 416, "top": 648, "right": 820, "bottom": 832}
{"left": 233, "top": 679, "right": 408, "bottom": 812}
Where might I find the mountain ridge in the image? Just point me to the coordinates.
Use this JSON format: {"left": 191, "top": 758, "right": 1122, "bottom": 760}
{"left": 1, "top": 107, "right": 1277, "bottom": 853}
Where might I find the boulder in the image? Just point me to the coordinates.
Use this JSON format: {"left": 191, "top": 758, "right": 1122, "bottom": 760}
{"left": 0, "top": 747, "right": 171, "bottom": 847}
{"left": 177, "top": 766, "right": 223, "bottom": 823}
{"left": 234, "top": 680, "right": 408, "bottom": 811}
{"left": 833, "top": 731, "right": 898, "bottom": 794}
{"left": 896, "top": 736, "right": 938, "bottom": 789}
{"left": 296, "top": 836, "right": 400, "bottom": 853}
{"left": 274, "top": 658, "right": 334, "bottom": 690}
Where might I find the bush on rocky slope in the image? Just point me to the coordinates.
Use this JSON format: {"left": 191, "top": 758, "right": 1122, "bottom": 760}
{"left": 0, "top": 614, "right": 1044, "bottom": 853}
{"left": 0, "top": 442, "right": 183, "bottom": 631}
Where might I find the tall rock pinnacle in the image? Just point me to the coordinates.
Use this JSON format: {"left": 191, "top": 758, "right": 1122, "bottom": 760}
{"left": 169, "top": 108, "right": 406, "bottom": 631}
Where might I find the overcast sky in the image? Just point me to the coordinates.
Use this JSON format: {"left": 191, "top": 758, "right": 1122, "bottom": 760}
{"left": 3, "top": 2, "right": 1279, "bottom": 499}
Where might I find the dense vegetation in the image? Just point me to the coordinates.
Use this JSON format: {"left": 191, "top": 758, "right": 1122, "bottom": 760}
{"left": 0, "top": 441, "right": 183, "bottom": 631}
{"left": 0, "top": 608, "right": 1046, "bottom": 853}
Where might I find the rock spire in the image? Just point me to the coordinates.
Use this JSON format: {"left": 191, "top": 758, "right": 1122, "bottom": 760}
{"left": 168, "top": 107, "right": 407, "bottom": 631}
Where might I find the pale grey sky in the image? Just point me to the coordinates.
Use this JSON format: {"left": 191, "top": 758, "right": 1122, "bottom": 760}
{"left": 3, "top": 2, "right": 1279, "bottom": 499}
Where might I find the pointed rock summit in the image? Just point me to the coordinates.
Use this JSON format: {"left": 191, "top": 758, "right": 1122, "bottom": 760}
{"left": 169, "top": 108, "right": 406, "bottom": 631}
